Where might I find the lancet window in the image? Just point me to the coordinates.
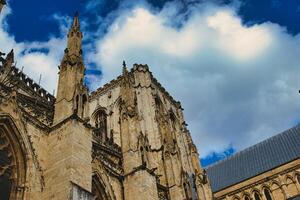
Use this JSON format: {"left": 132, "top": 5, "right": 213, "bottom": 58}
{"left": 93, "top": 109, "right": 108, "bottom": 142}
{"left": 254, "top": 192, "right": 261, "bottom": 200}
{"left": 263, "top": 188, "right": 272, "bottom": 200}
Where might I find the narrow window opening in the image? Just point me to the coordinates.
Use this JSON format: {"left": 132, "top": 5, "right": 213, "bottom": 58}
{"left": 254, "top": 192, "right": 261, "bottom": 200}
{"left": 264, "top": 188, "right": 272, "bottom": 200}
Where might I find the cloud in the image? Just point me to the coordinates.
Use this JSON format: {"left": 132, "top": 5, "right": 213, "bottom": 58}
{"left": 87, "top": 1, "right": 300, "bottom": 158}
{"left": 0, "top": 4, "right": 68, "bottom": 93}
{"left": 2, "top": 0, "right": 300, "bottom": 161}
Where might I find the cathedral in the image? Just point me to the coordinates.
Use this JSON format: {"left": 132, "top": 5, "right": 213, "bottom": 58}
{"left": 0, "top": 2, "right": 299, "bottom": 200}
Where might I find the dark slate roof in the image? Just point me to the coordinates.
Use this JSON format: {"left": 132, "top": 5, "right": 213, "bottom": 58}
{"left": 288, "top": 195, "right": 300, "bottom": 200}
{"left": 206, "top": 125, "right": 300, "bottom": 192}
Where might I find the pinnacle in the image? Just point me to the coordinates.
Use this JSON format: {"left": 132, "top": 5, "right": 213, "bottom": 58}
{"left": 122, "top": 60, "right": 128, "bottom": 75}
{"left": 71, "top": 11, "right": 80, "bottom": 30}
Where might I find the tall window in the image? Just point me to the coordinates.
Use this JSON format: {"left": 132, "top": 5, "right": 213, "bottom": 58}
{"left": 0, "top": 121, "right": 26, "bottom": 200}
{"left": 94, "top": 110, "right": 107, "bottom": 141}
{"left": 297, "top": 174, "right": 300, "bottom": 185}
{"left": 82, "top": 95, "right": 87, "bottom": 117}
{"left": 264, "top": 188, "right": 272, "bottom": 200}
{"left": 0, "top": 145, "right": 12, "bottom": 200}
{"left": 254, "top": 192, "right": 261, "bottom": 200}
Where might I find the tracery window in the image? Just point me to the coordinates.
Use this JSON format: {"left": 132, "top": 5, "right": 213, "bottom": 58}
{"left": 0, "top": 139, "right": 12, "bottom": 200}
{"left": 264, "top": 188, "right": 272, "bottom": 200}
{"left": 93, "top": 109, "right": 108, "bottom": 142}
{"left": 0, "top": 121, "right": 26, "bottom": 200}
{"left": 254, "top": 192, "right": 261, "bottom": 200}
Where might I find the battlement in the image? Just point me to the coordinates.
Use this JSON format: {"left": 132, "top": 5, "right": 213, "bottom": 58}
{"left": 10, "top": 66, "right": 55, "bottom": 104}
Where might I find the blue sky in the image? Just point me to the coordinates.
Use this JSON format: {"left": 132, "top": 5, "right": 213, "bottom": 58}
{"left": 1, "top": 0, "right": 300, "bottom": 167}
{"left": 6, "top": 0, "right": 300, "bottom": 43}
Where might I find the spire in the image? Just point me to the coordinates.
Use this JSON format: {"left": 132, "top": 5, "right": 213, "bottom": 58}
{"left": 65, "top": 12, "right": 83, "bottom": 58}
{"left": 5, "top": 49, "right": 14, "bottom": 66}
{"left": 122, "top": 60, "right": 128, "bottom": 75}
{"left": 71, "top": 11, "right": 80, "bottom": 31}
{"left": 55, "top": 12, "right": 88, "bottom": 124}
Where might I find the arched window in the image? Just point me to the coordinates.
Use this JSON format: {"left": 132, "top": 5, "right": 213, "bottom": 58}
{"left": 94, "top": 110, "right": 107, "bottom": 142}
{"left": 297, "top": 174, "right": 300, "bottom": 184}
{"left": 244, "top": 195, "right": 250, "bottom": 200}
{"left": 0, "top": 118, "right": 26, "bottom": 200}
{"left": 264, "top": 188, "right": 272, "bottom": 200}
{"left": 82, "top": 95, "right": 87, "bottom": 117}
{"left": 254, "top": 192, "right": 261, "bottom": 200}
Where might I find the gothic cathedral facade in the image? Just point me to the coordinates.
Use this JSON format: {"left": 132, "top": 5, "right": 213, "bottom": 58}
{"left": 0, "top": 10, "right": 213, "bottom": 200}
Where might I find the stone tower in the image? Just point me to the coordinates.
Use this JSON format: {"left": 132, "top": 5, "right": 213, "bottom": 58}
{"left": 43, "top": 13, "right": 92, "bottom": 199}
{"left": 0, "top": 0, "right": 6, "bottom": 13}
{"left": 0, "top": 12, "right": 212, "bottom": 200}
{"left": 54, "top": 12, "right": 88, "bottom": 124}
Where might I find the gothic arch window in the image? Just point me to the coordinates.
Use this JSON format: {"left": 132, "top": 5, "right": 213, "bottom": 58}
{"left": 92, "top": 175, "right": 112, "bottom": 200}
{"left": 244, "top": 195, "right": 250, "bottom": 200}
{"left": 0, "top": 117, "right": 26, "bottom": 200}
{"left": 82, "top": 94, "right": 87, "bottom": 117}
{"left": 263, "top": 188, "right": 273, "bottom": 200}
{"left": 93, "top": 109, "right": 108, "bottom": 142}
{"left": 297, "top": 174, "right": 300, "bottom": 185}
{"left": 253, "top": 191, "right": 261, "bottom": 200}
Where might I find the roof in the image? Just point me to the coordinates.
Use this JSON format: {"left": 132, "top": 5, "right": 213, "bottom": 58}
{"left": 206, "top": 125, "right": 300, "bottom": 192}
{"left": 288, "top": 195, "right": 300, "bottom": 200}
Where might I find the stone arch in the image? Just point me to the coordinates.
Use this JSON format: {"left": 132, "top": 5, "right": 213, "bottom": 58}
{"left": 251, "top": 189, "right": 262, "bottom": 200}
{"left": 271, "top": 181, "right": 285, "bottom": 200}
{"left": 0, "top": 115, "right": 27, "bottom": 200}
{"left": 92, "top": 159, "right": 117, "bottom": 200}
{"left": 285, "top": 174, "right": 298, "bottom": 197}
{"left": 262, "top": 186, "right": 273, "bottom": 200}
{"left": 242, "top": 192, "right": 251, "bottom": 200}
{"left": 92, "top": 106, "right": 108, "bottom": 124}
{"left": 92, "top": 107, "right": 108, "bottom": 142}
{"left": 232, "top": 195, "right": 240, "bottom": 200}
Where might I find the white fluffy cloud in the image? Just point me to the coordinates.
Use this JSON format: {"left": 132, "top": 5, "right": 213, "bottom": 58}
{"left": 88, "top": 2, "right": 300, "bottom": 157}
{"left": 2, "top": 1, "right": 300, "bottom": 159}
{"left": 0, "top": 6, "right": 67, "bottom": 93}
